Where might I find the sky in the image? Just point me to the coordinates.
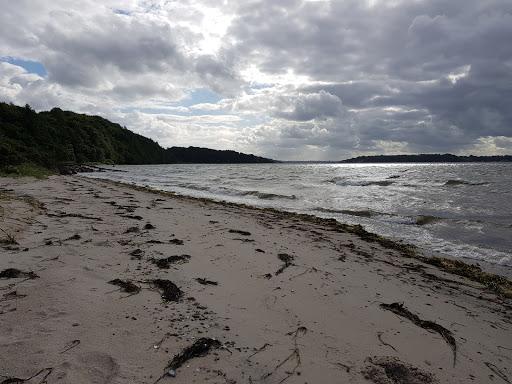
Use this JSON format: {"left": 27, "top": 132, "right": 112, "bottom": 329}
{"left": 1, "top": 0, "right": 511, "bottom": 160}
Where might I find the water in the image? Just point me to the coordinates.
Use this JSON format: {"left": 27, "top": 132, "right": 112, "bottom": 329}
{"left": 84, "top": 163, "right": 512, "bottom": 271}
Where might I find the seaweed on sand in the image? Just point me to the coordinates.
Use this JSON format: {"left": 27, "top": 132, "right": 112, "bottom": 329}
{"left": 99, "top": 178, "right": 512, "bottom": 299}
{"left": 149, "top": 279, "right": 183, "bottom": 302}
{"left": 108, "top": 279, "right": 141, "bottom": 295}
{"left": 64, "top": 234, "right": 81, "bottom": 241}
{"left": 129, "top": 248, "right": 144, "bottom": 260}
{"left": 362, "top": 356, "right": 438, "bottom": 384}
{"left": 153, "top": 338, "right": 221, "bottom": 382}
{"left": 195, "top": 278, "right": 218, "bottom": 286}
{"left": 168, "top": 337, "right": 221, "bottom": 370}
{"left": 150, "top": 255, "right": 191, "bottom": 269}
{"left": 0, "top": 368, "right": 53, "bottom": 384}
{"left": 47, "top": 212, "right": 103, "bottom": 221}
{"left": 0, "top": 268, "right": 38, "bottom": 280}
{"left": 275, "top": 253, "right": 295, "bottom": 275}
{"left": 229, "top": 229, "right": 251, "bottom": 236}
{"left": 419, "top": 257, "right": 512, "bottom": 298}
{"left": 380, "top": 302, "right": 456, "bottom": 366}
{"left": 124, "top": 226, "right": 140, "bottom": 234}
{"left": 0, "top": 228, "right": 18, "bottom": 245}
{"left": 259, "top": 326, "right": 307, "bottom": 384}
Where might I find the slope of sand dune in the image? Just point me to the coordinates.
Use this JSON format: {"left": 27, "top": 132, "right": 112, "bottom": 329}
{"left": 0, "top": 175, "right": 511, "bottom": 384}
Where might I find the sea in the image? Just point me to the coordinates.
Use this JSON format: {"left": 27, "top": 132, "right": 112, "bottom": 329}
{"left": 83, "top": 163, "right": 512, "bottom": 276}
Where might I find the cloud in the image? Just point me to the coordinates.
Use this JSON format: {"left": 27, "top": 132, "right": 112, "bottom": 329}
{"left": 0, "top": 0, "right": 511, "bottom": 159}
{"left": 275, "top": 91, "right": 345, "bottom": 121}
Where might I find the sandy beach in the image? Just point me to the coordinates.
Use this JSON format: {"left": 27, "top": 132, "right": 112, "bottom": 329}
{"left": 0, "top": 175, "right": 511, "bottom": 384}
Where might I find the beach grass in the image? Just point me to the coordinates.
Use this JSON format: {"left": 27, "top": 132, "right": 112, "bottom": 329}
{"left": 0, "top": 163, "right": 54, "bottom": 179}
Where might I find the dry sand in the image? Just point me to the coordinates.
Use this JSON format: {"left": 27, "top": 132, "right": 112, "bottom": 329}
{"left": 0, "top": 175, "right": 511, "bottom": 384}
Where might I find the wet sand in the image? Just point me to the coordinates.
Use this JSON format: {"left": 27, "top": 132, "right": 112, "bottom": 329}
{"left": 0, "top": 175, "right": 511, "bottom": 384}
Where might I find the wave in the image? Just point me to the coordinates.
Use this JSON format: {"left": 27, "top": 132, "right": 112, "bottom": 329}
{"left": 315, "top": 207, "right": 376, "bottom": 218}
{"left": 415, "top": 215, "right": 441, "bottom": 226}
{"left": 175, "top": 183, "right": 211, "bottom": 192}
{"left": 240, "top": 190, "right": 297, "bottom": 200}
{"left": 174, "top": 183, "right": 297, "bottom": 201}
{"left": 325, "top": 177, "right": 394, "bottom": 187}
{"left": 444, "top": 179, "right": 489, "bottom": 186}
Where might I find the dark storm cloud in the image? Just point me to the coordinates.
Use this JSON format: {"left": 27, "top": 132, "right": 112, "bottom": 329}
{"left": 225, "top": 0, "right": 512, "bottom": 156}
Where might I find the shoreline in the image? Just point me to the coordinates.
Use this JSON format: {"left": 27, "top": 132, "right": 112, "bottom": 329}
{"left": 81, "top": 165, "right": 512, "bottom": 278}
{"left": 86, "top": 175, "right": 512, "bottom": 291}
{"left": 1, "top": 175, "right": 511, "bottom": 383}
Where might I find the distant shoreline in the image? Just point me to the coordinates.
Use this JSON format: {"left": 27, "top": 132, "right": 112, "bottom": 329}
{"left": 337, "top": 154, "right": 512, "bottom": 163}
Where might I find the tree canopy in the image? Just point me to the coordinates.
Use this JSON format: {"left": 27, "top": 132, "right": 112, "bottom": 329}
{"left": 0, "top": 102, "right": 275, "bottom": 169}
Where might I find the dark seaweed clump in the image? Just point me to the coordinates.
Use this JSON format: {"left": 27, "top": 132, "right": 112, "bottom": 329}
{"left": 150, "top": 279, "right": 183, "bottom": 302}
{"left": 108, "top": 279, "right": 141, "bottom": 294}
{"left": 151, "top": 255, "right": 191, "bottom": 269}
{"left": 229, "top": 229, "right": 251, "bottom": 236}
{"left": 275, "top": 253, "right": 295, "bottom": 275}
{"left": 195, "top": 278, "right": 218, "bottom": 286}
{"left": 0, "top": 268, "right": 38, "bottom": 280}
{"left": 129, "top": 249, "right": 144, "bottom": 260}
{"left": 167, "top": 338, "right": 221, "bottom": 371}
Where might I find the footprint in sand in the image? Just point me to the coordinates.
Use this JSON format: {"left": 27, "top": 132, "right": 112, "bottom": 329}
{"left": 53, "top": 352, "right": 119, "bottom": 383}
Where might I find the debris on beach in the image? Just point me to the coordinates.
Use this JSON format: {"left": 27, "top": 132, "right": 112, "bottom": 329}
{"left": 484, "top": 362, "right": 511, "bottom": 384}
{"left": 229, "top": 229, "right": 251, "bottom": 236}
{"left": 233, "top": 238, "right": 255, "bottom": 243}
{"left": 149, "top": 279, "right": 183, "bottom": 302}
{"left": 195, "top": 278, "right": 218, "bottom": 286}
{"left": 123, "top": 215, "right": 143, "bottom": 221}
{"left": 129, "top": 249, "right": 144, "bottom": 260}
{"left": 59, "top": 339, "right": 81, "bottom": 354}
{"left": 0, "top": 291, "right": 27, "bottom": 302}
{"left": 167, "top": 337, "right": 221, "bottom": 371}
{"left": 47, "top": 211, "right": 103, "bottom": 221}
{"left": 0, "top": 268, "right": 38, "bottom": 280}
{"left": 169, "top": 238, "right": 184, "bottom": 245}
{"left": 259, "top": 326, "right": 307, "bottom": 382}
{"left": 64, "top": 234, "right": 81, "bottom": 241}
{"left": 380, "top": 302, "right": 456, "bottom": 365}
{"left": 0, "top": 368, "right": 53, "bottom": 384}
{"left": 0, "top": 228, "right": 18, "bottom": 245}
{"left": 108, "top": 279, "right": 141, "bottom": 295}
{"left": 150, "top": 255, "right": 191, "bottom": 269}
{"left": 144, "top": 223, "right": 156, "bottom": 230}
{"left": 275, "top": 253, "right": 295, "bottom": 275}
{"left": 147, "top": 240, "right": 164, "bottom": 244}
{"left": 362, "top": 356, "right": 438, "bottom": 384}
{"left": 124, "top": 226, "right": 140, "bottom": 234}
